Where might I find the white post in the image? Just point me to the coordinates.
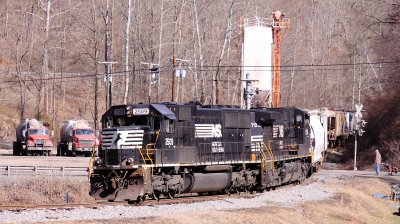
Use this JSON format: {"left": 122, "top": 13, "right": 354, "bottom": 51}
{"left": 354, "top": 133, "right": 357, "bottom": 171}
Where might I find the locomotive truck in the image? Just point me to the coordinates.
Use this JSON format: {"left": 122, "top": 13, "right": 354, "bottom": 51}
{"left": 58, "top": 120, "right": 98, "bottom": 157}
{"left": 13, "top": 119, "right": 54, "bottom": 156}
{"left": 89, "top": 102, "right": 316, "bottom": 203}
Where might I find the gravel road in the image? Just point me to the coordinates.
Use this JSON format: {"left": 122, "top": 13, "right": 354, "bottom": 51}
{"left": 0, "top": 151, "right": 90, "bottom": 167}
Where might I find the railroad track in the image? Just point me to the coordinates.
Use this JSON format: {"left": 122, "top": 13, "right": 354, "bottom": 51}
{"left": 0, "top": 192, "right": 260, "bottom": 212}
{"left": 0, "top": 183, "right": 299, "bottom": 212}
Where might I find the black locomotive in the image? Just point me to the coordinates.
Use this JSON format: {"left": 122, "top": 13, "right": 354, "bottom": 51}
{"left": 89, "top": 102, "right": 314, "bottom": 202}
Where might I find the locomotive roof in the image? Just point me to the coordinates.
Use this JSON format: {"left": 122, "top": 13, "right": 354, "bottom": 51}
{"left": 106, "top": 103, "right": 309, "bottom": 121}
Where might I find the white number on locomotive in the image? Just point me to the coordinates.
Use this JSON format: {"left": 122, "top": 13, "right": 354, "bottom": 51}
{"left": 132, "top": 108, "right": 150, "bottom": 115}
{"left": 165, "top": 138, "right": 174, "bottom": 146}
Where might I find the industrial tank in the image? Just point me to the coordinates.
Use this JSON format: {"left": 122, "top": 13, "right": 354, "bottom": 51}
{"left": 16, "top": 119, "right": 45, "bottom": 142}
{"left": 60, "top": 120, "right": 91, "bottom": 143}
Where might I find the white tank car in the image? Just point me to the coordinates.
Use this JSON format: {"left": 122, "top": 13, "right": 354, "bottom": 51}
{"left": 60, "top": 120, "right": 91, "bottom": 143}
{"left": 16, "top": 119, "right": 45, "bottom": 142}
{"left": 308, "top": 111, "right": 328, "bottom": 164}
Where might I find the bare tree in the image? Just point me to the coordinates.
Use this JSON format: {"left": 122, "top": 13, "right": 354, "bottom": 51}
{"left": 89, "top": 0, "right": 100, "bottom": 129}
{"left": 213, "top": 0, "right": 235, "bottom": 105}
{"left": 192, "top": 0, "right": 205, "bottom": 103}
{"left": 123, "top": 0, "right": 133, "bottom": 105}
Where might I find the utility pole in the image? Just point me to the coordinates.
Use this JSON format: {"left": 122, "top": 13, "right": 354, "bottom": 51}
{"left": 171, "top": 56, "right": 189, "bottom": 102}
{"left": 141, "top": 62, "right": 159, "bottom": 103}
{"left": 99, "top": 61, "right": 117, "bottom": 109}
{"left": 171, "top": 56, "right": 176, "bottom": 102}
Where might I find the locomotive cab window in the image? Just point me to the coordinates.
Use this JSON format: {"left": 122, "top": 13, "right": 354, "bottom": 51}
{"left": 295, "top": 115, "right": 303, "bottom": 126}
{"left": 165, "top": 119, "right": 174, "bottom": 133}
{"left": 104, "top": 117, "right": 112, "bottom": 128}
{"left": 132, "top": 116, "right": 149, "bottom": 126}
{"left": 153, "top": 116, "right": 161, "bottom": 131}
{"left": 115, "top": 118, "right": 125, "bottom": 126}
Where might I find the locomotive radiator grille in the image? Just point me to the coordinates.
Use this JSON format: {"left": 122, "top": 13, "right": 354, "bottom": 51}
{"left": 102, "top": 128, "right": 144, "bottom": 149}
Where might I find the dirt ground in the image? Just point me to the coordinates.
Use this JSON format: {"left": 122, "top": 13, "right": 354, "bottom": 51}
{"left": 38, "top": 172, "right": 400, "bottom": 224}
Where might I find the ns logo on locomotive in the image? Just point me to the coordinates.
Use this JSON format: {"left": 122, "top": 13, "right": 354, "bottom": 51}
{"left": 89, "top": 102, "right": 318, "bottom": 203}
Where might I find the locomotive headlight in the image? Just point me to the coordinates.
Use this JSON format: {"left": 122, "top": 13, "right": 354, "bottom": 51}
{"left": 94, "top": 158, "right": 103, "bottom": 166}
{"left": 126, "top": 157, "right": 134, "bottom": 165}
{"left": 126, "top": 105, "right": 132, "bottom": 115}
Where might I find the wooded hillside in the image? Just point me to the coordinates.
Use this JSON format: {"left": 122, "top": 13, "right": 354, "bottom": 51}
{"left": 0, "top": 0, "right": 399, "bottom": 161}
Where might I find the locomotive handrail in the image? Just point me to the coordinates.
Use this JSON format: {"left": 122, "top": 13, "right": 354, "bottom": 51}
{"left": 146, "top": 130, "right": 159, "bottom": 176}
{"left": 268, "top": 140, "right": 275, "bottom": 172}
{"left": 145, "top": 143, "right": 156, "bottom": 175}
{"left": 263, "top": 140, "right": 275, "bottom": 173}
{"left": 257, "top": 142, "right": 267, "bottom": 173}
{"left": 88, "top": 145, "right": 96, "bottom": 178}
{"left": 135, "top": 145, "right": 148, "bottom": 181}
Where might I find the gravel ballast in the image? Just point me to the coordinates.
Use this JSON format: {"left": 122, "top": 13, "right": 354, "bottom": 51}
{"left": 0, "top": 180, "right": 334, "bottom": 223}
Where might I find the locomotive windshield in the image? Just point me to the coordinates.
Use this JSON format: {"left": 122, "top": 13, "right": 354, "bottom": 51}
{"left": 113, "top": 115, "right": 150, "bottom": 127}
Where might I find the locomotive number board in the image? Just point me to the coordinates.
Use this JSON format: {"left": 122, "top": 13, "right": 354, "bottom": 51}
{"left": 132, "top": 108, "right": 150, "bottom": 115}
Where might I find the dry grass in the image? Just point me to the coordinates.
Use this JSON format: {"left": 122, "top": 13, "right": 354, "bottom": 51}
{"left": 0, "top": 176, "right": 94, "bottom": 205}
{"left": 1, "top": 176, "right": 399, "bottom": 223}
{"left": 63, "top": 177, "right": 400, "bottom": 224}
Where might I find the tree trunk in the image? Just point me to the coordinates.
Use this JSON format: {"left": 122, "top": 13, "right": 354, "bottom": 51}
{"left": 38, "top": 0, "right": 52, "bottom": 120}
{"left": 157, "top": 0, "right": 164, "bottom": 102}
{"left": 192, "top": 0, "right": 205, "bottom": 103}
{"left": 123, "top": 0, "right": 132, "bottom": 105}
{"left": 91, "top": 0, "right": 100, "bottom": 129}
{"left": 214, "top": 0, "right": 235, "bottom": 105}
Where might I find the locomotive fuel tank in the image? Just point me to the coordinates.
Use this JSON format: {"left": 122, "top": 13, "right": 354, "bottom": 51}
{"left": 185, "top": 173, "right": 231, "bottom": 193}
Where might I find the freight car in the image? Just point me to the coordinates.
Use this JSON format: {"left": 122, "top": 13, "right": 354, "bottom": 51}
{"left": 313, "top": 108, "right": 356, "bottom": 148}
{"left": 89, "top": 102, "right": 314, "bottom": 203}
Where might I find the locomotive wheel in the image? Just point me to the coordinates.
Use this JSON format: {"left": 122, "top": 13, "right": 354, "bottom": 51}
{"left": 167, "top": 191, "right": 175, "bottom": 199}
{"left": 152, "top": 191, "right": 160, "bottom": 201}
{"left": 128, "top": 195, "right": 146, "bottom": 205}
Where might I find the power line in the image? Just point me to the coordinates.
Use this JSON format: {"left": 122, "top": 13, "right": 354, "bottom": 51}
{"left": 198, "top": 60, "right": 400, "bottom": 68}
{"left": 0, "top": 60, "right": 398, "bottom": 85}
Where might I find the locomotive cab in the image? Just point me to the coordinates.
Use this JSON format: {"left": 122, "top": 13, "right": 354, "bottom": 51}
{"left": 98, "top": 104, "right": 177, "bottom": 167}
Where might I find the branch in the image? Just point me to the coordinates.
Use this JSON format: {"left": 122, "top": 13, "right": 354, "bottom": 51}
{"left": 21, "top": 11, "right": 44, "bottom": 21}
